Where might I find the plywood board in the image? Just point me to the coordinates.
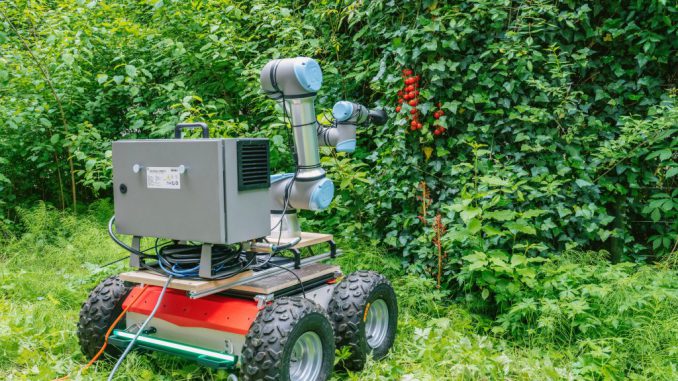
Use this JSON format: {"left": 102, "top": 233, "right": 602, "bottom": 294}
{"left": 119, "top": 268, "right": 257, "bottom": 293}
{"left": 253, "top": 232, "right": 333, "bottom": 252}
{"left": 231, "top": 263, "right": 340, "bottom": 294}
{"left": 119, "top": 263, "right": 339, "bottom": 295}
{"left": 119, "top": 231, "right": 336, "bottom": 296}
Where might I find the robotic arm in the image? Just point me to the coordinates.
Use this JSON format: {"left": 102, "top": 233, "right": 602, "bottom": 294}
{"left": 260, "top": 57, "right": 386, "bottom": 238}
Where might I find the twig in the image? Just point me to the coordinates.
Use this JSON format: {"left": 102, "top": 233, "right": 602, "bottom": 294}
{"left": 1, "top": 8, "right": 77, "bottom": 212}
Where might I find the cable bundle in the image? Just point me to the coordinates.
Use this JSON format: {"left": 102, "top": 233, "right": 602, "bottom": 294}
{"left": 156, "top": 243, "right": 245, "bottom": 278}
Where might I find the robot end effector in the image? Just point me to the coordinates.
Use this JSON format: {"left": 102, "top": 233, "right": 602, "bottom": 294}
{"left": 319, "top": 101, "right": 387, "bottom": 153}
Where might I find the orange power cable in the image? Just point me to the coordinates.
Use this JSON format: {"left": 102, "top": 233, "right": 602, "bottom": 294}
{"left": 52, "top": 285, "right": 150, "bottom": 381}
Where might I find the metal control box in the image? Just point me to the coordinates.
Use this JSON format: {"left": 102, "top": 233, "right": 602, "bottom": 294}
{"left": 112, "top": 138, "right": 271, "bottom": 244}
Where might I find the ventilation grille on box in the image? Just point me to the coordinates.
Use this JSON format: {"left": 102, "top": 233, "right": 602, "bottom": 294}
{"left": 237, "top": 140, "right": 270, "bottom": 191}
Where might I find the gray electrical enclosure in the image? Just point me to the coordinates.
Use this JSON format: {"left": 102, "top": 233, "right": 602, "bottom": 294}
{"left": 112, "top": 138, "right": 271, "bottom": 244}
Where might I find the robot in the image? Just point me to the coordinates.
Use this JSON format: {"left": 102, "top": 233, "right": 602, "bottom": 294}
{"left": 76, "top": 57, "right": 397, "bottom": 381}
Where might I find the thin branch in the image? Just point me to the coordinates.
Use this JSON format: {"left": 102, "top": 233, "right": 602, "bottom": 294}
{"left": 1, "top": 8, "right": 77, "bottom": 212}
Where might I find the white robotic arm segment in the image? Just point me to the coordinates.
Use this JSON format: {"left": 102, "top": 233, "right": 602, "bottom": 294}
{"left": 260, "top": 57, "right": 323, "bottom": 99}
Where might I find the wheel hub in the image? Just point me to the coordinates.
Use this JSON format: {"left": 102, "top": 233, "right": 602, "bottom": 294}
{"left": 365, "top": 299, "right": 389, "bottom": 348}
{"left": 289, "top": 331, "right": 323, "bottom": 381}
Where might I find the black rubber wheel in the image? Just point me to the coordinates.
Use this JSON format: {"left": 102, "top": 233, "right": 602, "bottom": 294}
{"left": 77, "top": 275, "right": 132, "bottom": 359}
{"left": 240, "top": 297, "right": 335, "bottom": 381}
{"left": 328, "top": 270, "right": 398, "bottom": 370}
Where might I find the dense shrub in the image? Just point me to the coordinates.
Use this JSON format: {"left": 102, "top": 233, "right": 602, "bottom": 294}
{"left": 2, "top": 0, "right": 675, "bottom": 264}
{"left": 2, "top": 2, "right": 677, "bottom": 379}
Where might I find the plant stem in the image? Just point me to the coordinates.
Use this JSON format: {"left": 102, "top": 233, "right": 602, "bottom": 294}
{"left": 1, "top": 9, "right": 77, "bottom": 213}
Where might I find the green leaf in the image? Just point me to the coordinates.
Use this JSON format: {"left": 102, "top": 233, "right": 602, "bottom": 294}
{"left": 521, "top": 209, "right": 548, "bottom": 218}
{"left": 460, "top": 207, "right": 482, "bottom": 223}
{"left": 598, "top": 229, "right": 611, "bottom": 241}
{"left": 484, "top": 210, "right": 517, "bottom": 221}
{"left": 62, "top": 53, "right": 74, "bottom": 65}
{"left": 50, "top": 134, "right": 60, "bottom": 144}
{"left": 504, "top": 220, "right": 536, "bottom": 235}
{"left": 467, "top": 218, "right": 482, "bottom": 234}
{"left": 659, "top": 149, "right": 672, "bottom": 161}
{"left": 444, "top": 229, "right": 471, "bottom": 242}
{"left": 480, "top": 176, "right": 509, "bottom": 187}
{"left": 510, "top": 254, "right": 527, "bottom": 267}
{"left": 125, "top": 65, "right": 137, "bottom": 78}
{"left": 575, "top": 179, "right": 593, "bottom": 187}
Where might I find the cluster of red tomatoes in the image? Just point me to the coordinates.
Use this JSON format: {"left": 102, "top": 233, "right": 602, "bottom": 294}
{"left": 395, "top": 68, "right": 423, "bottom": 131}
{"left": 431, "top": 104, "right": 446, "bottom": 136}
{"left": 395, "top": 69, "right": 447, "bottom": 137}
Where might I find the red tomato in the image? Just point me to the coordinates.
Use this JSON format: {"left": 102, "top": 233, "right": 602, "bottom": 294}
{"left": 409, "top": 99, "right": 418, "bottom": 106}
{"left": 410, "top": 108, "right": 418, "bottom": 115}
{"left": 397, "top": 98, "right": 404, "bottom": 104}
{"left": 395, "top": 106, "right": 402, "bottom": 113}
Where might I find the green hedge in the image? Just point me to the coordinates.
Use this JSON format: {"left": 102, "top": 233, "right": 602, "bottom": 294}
{"left": 0, "top": 0, "right": 676, "bottom": 265}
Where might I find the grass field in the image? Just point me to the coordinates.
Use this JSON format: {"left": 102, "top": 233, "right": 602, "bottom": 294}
{"left": 1, "top": 203, "right": 676, "bottom": 380}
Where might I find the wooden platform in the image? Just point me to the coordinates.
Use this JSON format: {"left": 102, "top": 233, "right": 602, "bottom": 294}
{"left": 251, "top": 232, "right": 334, "bottom": 252}
{"left": 118, "top": 232, "right": 337, "bottom": 297}
{"left": 119, "top": 263, "right": 340, "bottom": 295}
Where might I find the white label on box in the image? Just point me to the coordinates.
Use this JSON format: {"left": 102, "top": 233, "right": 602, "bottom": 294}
{"left": 146, "top": 167, "right": 181, "bottom": 189}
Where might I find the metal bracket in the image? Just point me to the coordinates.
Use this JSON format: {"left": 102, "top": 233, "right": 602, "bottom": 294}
{"left": 290, "top": 248, "right": 301, "bottom": 269}
{"left": 129, "top": 236, "right": 142, "bottom": 268}
{"left": 254, "top": 294, "right": 274, "bottom": 310}
{"left": 198, "top": 244, "right": 213, "bottom": 279}
{"left": 329, "top": 240, "right": 337, "bottom": 259}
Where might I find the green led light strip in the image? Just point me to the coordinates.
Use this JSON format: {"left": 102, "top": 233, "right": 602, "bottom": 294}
{"left": 112, "top": 330, "right": 236, "bottom": 362}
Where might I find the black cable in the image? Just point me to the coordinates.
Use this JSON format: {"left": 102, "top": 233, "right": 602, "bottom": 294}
{"left": 268, "top": 261, "right": 306, "bottom": 299}
{"left": 99, "top": 255, "right": 130, "bottom": 269}
{"left": 155, "top": 243, "right": 244, "bottom": 279}
{"left": 108, "top": 216, "right": 155, "bottom": 260}
{"left": 269, "top": 89, "right": 300, "bottom": 248}
{"left": 108, "top": 215, "right": 252, "bottom": 280}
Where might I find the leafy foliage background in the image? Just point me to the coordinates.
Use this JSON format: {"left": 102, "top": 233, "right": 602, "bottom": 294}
{"left": 1, "top": 0, "right": 675, "bottom": 262}
{"left": 1, "top": 0, "right": 677, "bottom": 377}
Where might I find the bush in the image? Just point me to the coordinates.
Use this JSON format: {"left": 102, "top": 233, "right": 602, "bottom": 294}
{"left": 449, "top": 244, "right": 678, "bottom": 379}
{"left": 2, "top": 0, "right": 675, "bottom": 261}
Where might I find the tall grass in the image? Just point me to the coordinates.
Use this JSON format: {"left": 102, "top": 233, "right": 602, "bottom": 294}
{"left": 1, "top": 205, "right": 676, "bottom": 380}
